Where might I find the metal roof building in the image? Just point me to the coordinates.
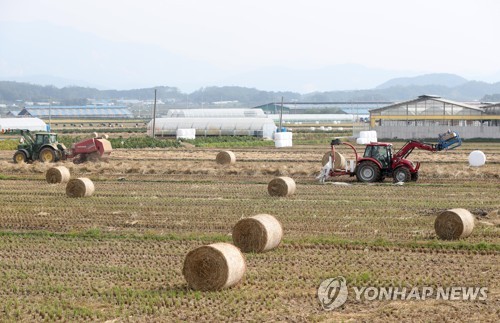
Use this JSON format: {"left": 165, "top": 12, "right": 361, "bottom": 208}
{"left": 482, "top": 103, "right": 500, "bottom": 116}
{"left": 18, "top": 106, "right": 133, "bottom": 119}
{"left": 6, "top": 110, "right": 21, "bottom": 117}
{"left": 369, "top": 95, "right": 500, "bottom": 139}
{"left": 254, "top": 102, "right": 393, "bottom": 115}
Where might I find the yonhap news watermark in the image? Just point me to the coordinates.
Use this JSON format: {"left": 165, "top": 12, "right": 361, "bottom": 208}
{"left": 317, "top": 276, "right": 488, "bottom": 311}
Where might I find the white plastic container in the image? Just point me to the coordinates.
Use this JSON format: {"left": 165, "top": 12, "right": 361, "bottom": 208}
{"left": 274, "top": 132, "right": 293, "bottom": 140}
{"left": 356, "top": 137, "right": 370, "bottom": 145}
{"left": 359, "top": 131, "right": 370, "bottom": 138}
{"left": 176, "top": 128, "right": 196, "bottom": 140}
{"left": 274, "top": 131, "right": 293, "bottom": 147}
{"left": 274, "top": 139, "right": 293, "bottom": 148}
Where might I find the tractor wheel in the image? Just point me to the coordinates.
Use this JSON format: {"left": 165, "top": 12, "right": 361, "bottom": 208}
{"left": 411, "top": 171, "right": 419, "bottom": 182}
{"left": 393, "top": 167, "right": 411, "bottom": 183}
{"left": 355, "top": 161, "right": 381, "bottom": 183}
{"left": 13, "top": 151, "right": 27, "bottom": 164}
{"left": 39, "top": 148, "right": 57, "bottom": 163}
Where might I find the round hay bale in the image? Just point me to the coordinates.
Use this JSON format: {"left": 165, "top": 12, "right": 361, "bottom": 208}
{"left": 66, "top": 178, "right": 95, "bottom": 198}
{"left": 434, "top": 208, "right": 475, "bottom": 240}
{"left": 182, "top": 242, "right": 246, "bottom": 291}
{"left": 267, "top": 176, "right": 296, "bottom": 197}
{"left": 322, "top": 151, "right": 347, "bottom": 169}
{"left": 321, "top": 152, "right": 330, "bottom": 166}
{"left": 232, "top": 214, "right": 283, "bottom": 253}
{"left": 216, "top": 151, "right": 236, "bottom": 165}
{"left": 468, "top": 150, "right": 486, "bottom": 167}
{"left": 45, "top": 166, "right": 70, "bottom": 184}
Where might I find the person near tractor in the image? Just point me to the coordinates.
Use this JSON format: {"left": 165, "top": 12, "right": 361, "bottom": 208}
{"left": 373, "top": 146, "right": 388, "bottom": 168}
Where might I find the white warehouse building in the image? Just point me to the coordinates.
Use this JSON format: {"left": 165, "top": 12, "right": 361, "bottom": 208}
{"left": 147, "top": 117, "right": 277, "bottom": 138}
{"left": 0, "top": 117, "right": 47, "bottom": 132}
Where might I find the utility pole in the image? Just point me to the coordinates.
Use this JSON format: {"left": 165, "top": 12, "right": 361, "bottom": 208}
{"left": 48, "top": 100, "right": 51, "bottom": 132}
{"left": 279, "top": 96, "right": 284, "bottom": 132}
{"left": 152, "top": 89, "right": 157, "bottom": 138}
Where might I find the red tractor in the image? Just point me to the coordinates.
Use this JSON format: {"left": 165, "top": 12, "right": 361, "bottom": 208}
{"left": 318, "top": 131, "right": 462, "bottom": 183}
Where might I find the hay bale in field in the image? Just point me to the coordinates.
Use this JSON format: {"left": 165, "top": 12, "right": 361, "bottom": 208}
{"left": 45, "top": 166, "right": 70, "bottom": 184}
{"left": 434, "top": 208, "right": 475, "bottom": 240}
{"left": 216, "top": 151, "right": 236, "bottom": 165}
{"left": 66, "top": 178, "right": 95, "bottom": 198}
{"left": 182, "top": 242, "right": 246, "bottom": 291}
{"left": 232, "top": 214, "right": 283, "bottom": 253}
{"left": 267, "top": 176, "right": 296, "bottom": 197}
{"left": 468, "top": 150, "right": 486, "bottom": 167}
{"left": 322, "top": 151, "right": 347, "bottom": 170}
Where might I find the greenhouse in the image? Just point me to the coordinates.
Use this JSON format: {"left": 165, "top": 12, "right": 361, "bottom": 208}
{"left": 267, "top": 114, "right": 356, "bottom": 124}
{"left": 18, "top": 106, "right": 133, "bottom": 119}
{"left": 147, "top": 117, "right": 276, "bottom": 138}
{"left": 166, "top": 108, "right": 266, "bottom": 118}
{"left": 369, "top": 95, "right": 500, "bottom": 139}
{"left": 0, "top": 117, "right": 47, "bottom": 132}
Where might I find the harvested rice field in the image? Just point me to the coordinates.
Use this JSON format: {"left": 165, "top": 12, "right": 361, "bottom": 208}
{"left": 0, "top": 140, "right": 498, "bottom": 321}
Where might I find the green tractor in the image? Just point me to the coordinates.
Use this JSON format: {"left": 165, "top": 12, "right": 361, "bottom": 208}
{"left": 13, "top": 130, "right": 67, "bottom": 163}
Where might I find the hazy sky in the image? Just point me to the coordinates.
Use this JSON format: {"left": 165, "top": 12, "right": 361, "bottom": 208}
{"left": 1, "top": 0, "right": 500, "bottom": 90}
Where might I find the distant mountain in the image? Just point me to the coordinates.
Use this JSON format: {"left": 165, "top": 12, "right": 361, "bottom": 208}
{"left": 0, "top": 82, "right": 300, "bottom": 106}
{"left": 0, "top": 81, "right": 185, "bottom": 104}
{"left": 303, "top": 81, "right": 500, "bottom": 102}
{"left": 2, "top": 79, "right": 500, "bottom": 106}
{"left": 189, "top": 86, "right": 301, "bottom": 105}
{"left": 376, "top": 73, "right": 469, "bottom": 89}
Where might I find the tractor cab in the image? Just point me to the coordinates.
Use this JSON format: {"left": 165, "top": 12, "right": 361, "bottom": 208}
{"left": 362, "top": 143, "right": 393, "bottom": 169}
{"left": 30, "top": 133, "right": 59, "bottom": 155}
{"left": 35, "top": 133, "right": 58, "bottom": 145}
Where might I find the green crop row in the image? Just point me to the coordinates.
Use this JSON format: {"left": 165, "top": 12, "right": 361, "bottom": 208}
{"left": 0, "top": 139, "right": 19, "bottom": 150}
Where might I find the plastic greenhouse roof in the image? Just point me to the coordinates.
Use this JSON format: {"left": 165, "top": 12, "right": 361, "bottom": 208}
{"left": 166, "top": 108, "right": 266, "bottom": 118}
{"left": 0, "top": 117, "right": 47, "bottom": 131}
{"left": 149, "top": 117, "right": 276, "bottom": 130}
{"left": 19, "top": 106, "right": 133, "bottom": 117}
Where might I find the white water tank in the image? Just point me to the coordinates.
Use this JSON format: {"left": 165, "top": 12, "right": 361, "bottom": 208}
{"left": 274, "top": 131, "right": 293, "bottom": 148}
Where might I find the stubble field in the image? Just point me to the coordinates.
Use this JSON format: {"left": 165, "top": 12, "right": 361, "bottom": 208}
{"left": 0, "top": 140, "right": 498, "bottom": 321}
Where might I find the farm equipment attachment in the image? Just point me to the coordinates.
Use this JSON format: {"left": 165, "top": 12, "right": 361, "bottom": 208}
{"left": 318, "top": 130, "right": 462, "bottom": 183}
{"left": 67, "top": 135, "right": 113, "bottom": 164}
{"left": 12, "top": 130, "right": 112, "bottom": 164}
